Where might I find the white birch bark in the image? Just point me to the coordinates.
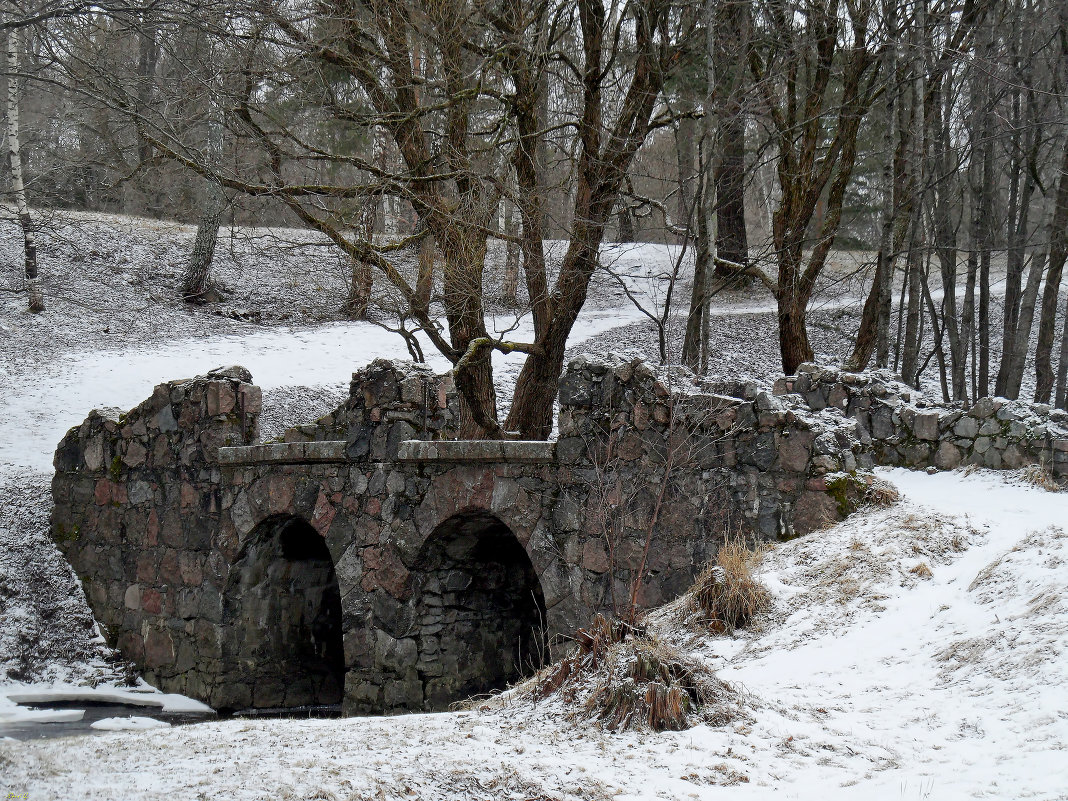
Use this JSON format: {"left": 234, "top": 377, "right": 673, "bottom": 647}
{"left": 4, "top": 23, "right": 42, "bottom": 312}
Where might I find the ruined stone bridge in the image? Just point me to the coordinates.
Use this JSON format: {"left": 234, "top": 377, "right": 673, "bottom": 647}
{"left": 51, "top": 357, "right": 873, "bottom": 714}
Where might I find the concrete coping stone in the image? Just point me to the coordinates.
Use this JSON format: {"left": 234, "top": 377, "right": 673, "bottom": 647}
{"left": 218, "top": 441, "right": 348, "bottom": 465}
{"left": 395, "top": 439, "right": 557, "bottom": 463}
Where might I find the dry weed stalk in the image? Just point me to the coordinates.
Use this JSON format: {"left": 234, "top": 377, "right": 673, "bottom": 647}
{"left": 692, "top": 539, "right": 772, "bottom": 634}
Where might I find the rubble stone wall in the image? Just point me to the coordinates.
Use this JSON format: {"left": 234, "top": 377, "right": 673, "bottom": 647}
{"left": 50, "top": 366, "right": 261, "bottom": 707}
{"left": 51, "top": 357, "right": 877, "bottom": 715}
{"left": 775, "top": 364, "right": 1068, "bottom": 477}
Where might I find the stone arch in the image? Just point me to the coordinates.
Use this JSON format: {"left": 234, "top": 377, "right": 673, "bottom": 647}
{"left": 217, "top": 514, "right": 345, "bottom": 712}
{"left": 408, "top": 509, "right": 548, "bottom": 710}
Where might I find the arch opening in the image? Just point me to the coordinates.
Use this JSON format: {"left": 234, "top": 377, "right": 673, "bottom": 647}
{"left": 220, "top": 515, "right": 344, "bottom": 713}
{"left": 411, "top": 511, "right": 547, "bottom": 710}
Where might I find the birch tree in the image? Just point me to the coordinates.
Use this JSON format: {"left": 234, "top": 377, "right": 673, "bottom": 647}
{"left": 4, "top": 19, "right": 42, "bottom": 312}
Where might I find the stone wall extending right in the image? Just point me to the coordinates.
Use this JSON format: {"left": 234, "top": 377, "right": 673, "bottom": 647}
{"left": 775, "top": 364, "right": 1068, "bottom": 477}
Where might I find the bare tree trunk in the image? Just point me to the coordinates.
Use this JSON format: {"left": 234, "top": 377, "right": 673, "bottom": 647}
{"left": 901, "top": 47, "right": 925, "bottom": 385}
{"left": 501, "top": 198, "right": 520, "bottom": 305}
{"left": 4, "top": 25, "right": 42, "bottom": 313}
{"left": 961, "top": 30, "right": 987, "bottom": 402}
{"left": 711, "top": 0, "right": 748, "bottom": 276}
{"left": 181, "top": 182, "right": 225, "bottom": 302}
{"left": 996, "top": 13, "right": 1041, "bottom": 399}
{"left": 779, "top": 286, "right": 815, "bottom": 375}
{"left": 346, "top": 130, "right": 386, "bottom": 319}
{"left": 928, "top": 73, "right": 963, "bottom": 399}
{"left": 1056, "top": 295, "right": 1068, "bottom": 409}
{"left": 136, "top": 5, "right": 158, "bottom": 167}
{"left": 847, "top": 0, "right": 900, "bottom": 371}
{"left": 683, "top": 5, "right": 718, "bottom": 372}
{"left": 920, "top": 255, "right": 949, "bottom": 399}
{"left": 1034, "top": 136, "right": 1068, "bottom": 402}
{"left": 346, "top": 256, "right": 374, "bottom": 318}
{"left": 879, "top": 32, "right": 914, "bottom": 370}
{"left": 616, "top": 200, "right": 636, "bottom": 242}
{"left": 901, "top": 233, "right": 925, "bottom": 384}
{"left": 975, "top": 18, "right": 996, "bottom": 399}
{"left": 683, "top": 146, "right": 713, "bottom": 370}
{"left": 675, "top": 110, "right": 696, "bottom": 241}
{"left": 344, "top": 199, "right": 379, "bottom": 318}
{"left": 1004, "top": 250, "right": 1047, "bottom": 397}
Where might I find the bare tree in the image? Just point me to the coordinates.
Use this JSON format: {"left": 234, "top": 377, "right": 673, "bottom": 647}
{"left": 44, "top": 0, "right": 698, "bottom": 438}
{"left": 3, "top": 18, "right": 42, "bottom": 312}
{"left": 1033, "top": 137, "right": 1068, "bottom": 403}
{"left": 744, "top": 0, "right": 883, "bottom": 375}
{"left": 710, "top": 0, "right": 748, "bottom": 278}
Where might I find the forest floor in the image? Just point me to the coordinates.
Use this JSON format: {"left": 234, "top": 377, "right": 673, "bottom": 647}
{"left": 1, "top": 210, "right": 1066, "bottom": 799}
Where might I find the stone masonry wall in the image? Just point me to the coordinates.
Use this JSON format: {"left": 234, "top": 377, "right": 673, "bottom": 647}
{"left": 774, "top": 364, "right": 1068, "bottom": 477}
{"left": 557, "top": 355, "right": 875, "bottom": 538}
{"left": 51, "top": 355, "right": 880, "bottom": 715}
{"left": 51, "top": 366, "right": 261, "bottom": 701}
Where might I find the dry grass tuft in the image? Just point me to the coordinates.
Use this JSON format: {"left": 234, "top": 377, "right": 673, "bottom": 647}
{"left": 531, "top": 615, "right": 739, "bottom": 732}
{"left": 691, "top": 539, "right": 772, "bottom": 634}
{"left": 1020, "top": 463, "right": 1063, "bottom": 492}
{"left": 865, "top": 478, "right": 901, "bottom": 507}
{"left": 909, "top": 562, "right": 933, "bottom": 579}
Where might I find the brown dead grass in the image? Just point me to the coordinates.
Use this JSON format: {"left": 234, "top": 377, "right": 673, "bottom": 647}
{"left": 909, "top": 562, "right": 933, "bottom": 579}
{"left": 1020, "top": 463, "right": 1063, "bottom": 492}
{"left": 865, "top": 478, "right": 901, "bottom": 507}
{"left": 530, "top": 615, "right": 740, "bottom": 732}
{"left": 691, "top": 539, "right": 773, "bottom": 634}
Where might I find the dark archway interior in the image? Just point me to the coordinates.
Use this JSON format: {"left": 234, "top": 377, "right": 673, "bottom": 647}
{"left": 221, "top": 515, "right": 344, "bottom": 712}
{"left": 412, "top": 511, "right": 547, "bottom": 710}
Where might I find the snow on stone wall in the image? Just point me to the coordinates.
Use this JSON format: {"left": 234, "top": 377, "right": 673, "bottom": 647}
{"left": 776, "top": 364, "right": 1068, "bottom": 477}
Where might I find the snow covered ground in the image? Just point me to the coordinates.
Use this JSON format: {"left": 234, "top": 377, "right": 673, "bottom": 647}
{"left": 3, "top": 468, "right": 1065, "bottom": 800}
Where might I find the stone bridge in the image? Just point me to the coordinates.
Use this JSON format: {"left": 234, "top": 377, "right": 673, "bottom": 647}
{"left": 51, "top": 356, "right": 872, "bottom": 715}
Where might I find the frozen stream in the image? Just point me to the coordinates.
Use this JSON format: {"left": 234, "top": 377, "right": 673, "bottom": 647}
{"left": 0, "top": 701, "right": 214, "bottom": 741}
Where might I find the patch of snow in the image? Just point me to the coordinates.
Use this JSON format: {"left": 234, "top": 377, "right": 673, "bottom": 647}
{"left": 3, "top": 683, "right": 211, "bottom": 714}
{"left": 0, "top": 705, "right": 83, "bottom": 725}
{"left": 90, "top": 716, "right": 171, "bottom": 731}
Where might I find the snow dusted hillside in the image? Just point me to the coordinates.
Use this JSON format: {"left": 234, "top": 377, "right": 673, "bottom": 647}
{"left": 3, "top": 468, "right": 1066, "bottom": 800}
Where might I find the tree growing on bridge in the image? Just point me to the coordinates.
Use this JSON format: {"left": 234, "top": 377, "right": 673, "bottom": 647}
{"left": 44, "top": 0, "right": 701, "bottom": 439}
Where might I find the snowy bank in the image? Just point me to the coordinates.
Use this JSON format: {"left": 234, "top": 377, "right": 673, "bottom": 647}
{"left": 2, "top": 468, "right": 1065, "bottom": 800}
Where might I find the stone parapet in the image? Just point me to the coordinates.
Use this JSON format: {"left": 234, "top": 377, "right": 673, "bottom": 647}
{"left": 219, "top": 441, "right": 348, "bottom": 465}
{"left": 395, "top": 439, "right": 556, "bottom": 463}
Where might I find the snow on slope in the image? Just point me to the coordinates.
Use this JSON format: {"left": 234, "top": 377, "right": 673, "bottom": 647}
{"left": 0, "top": 305, "right": 649, "bottom": 473}
{"left": 3, "top": 468, "right": 1065, "bottom": 800}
